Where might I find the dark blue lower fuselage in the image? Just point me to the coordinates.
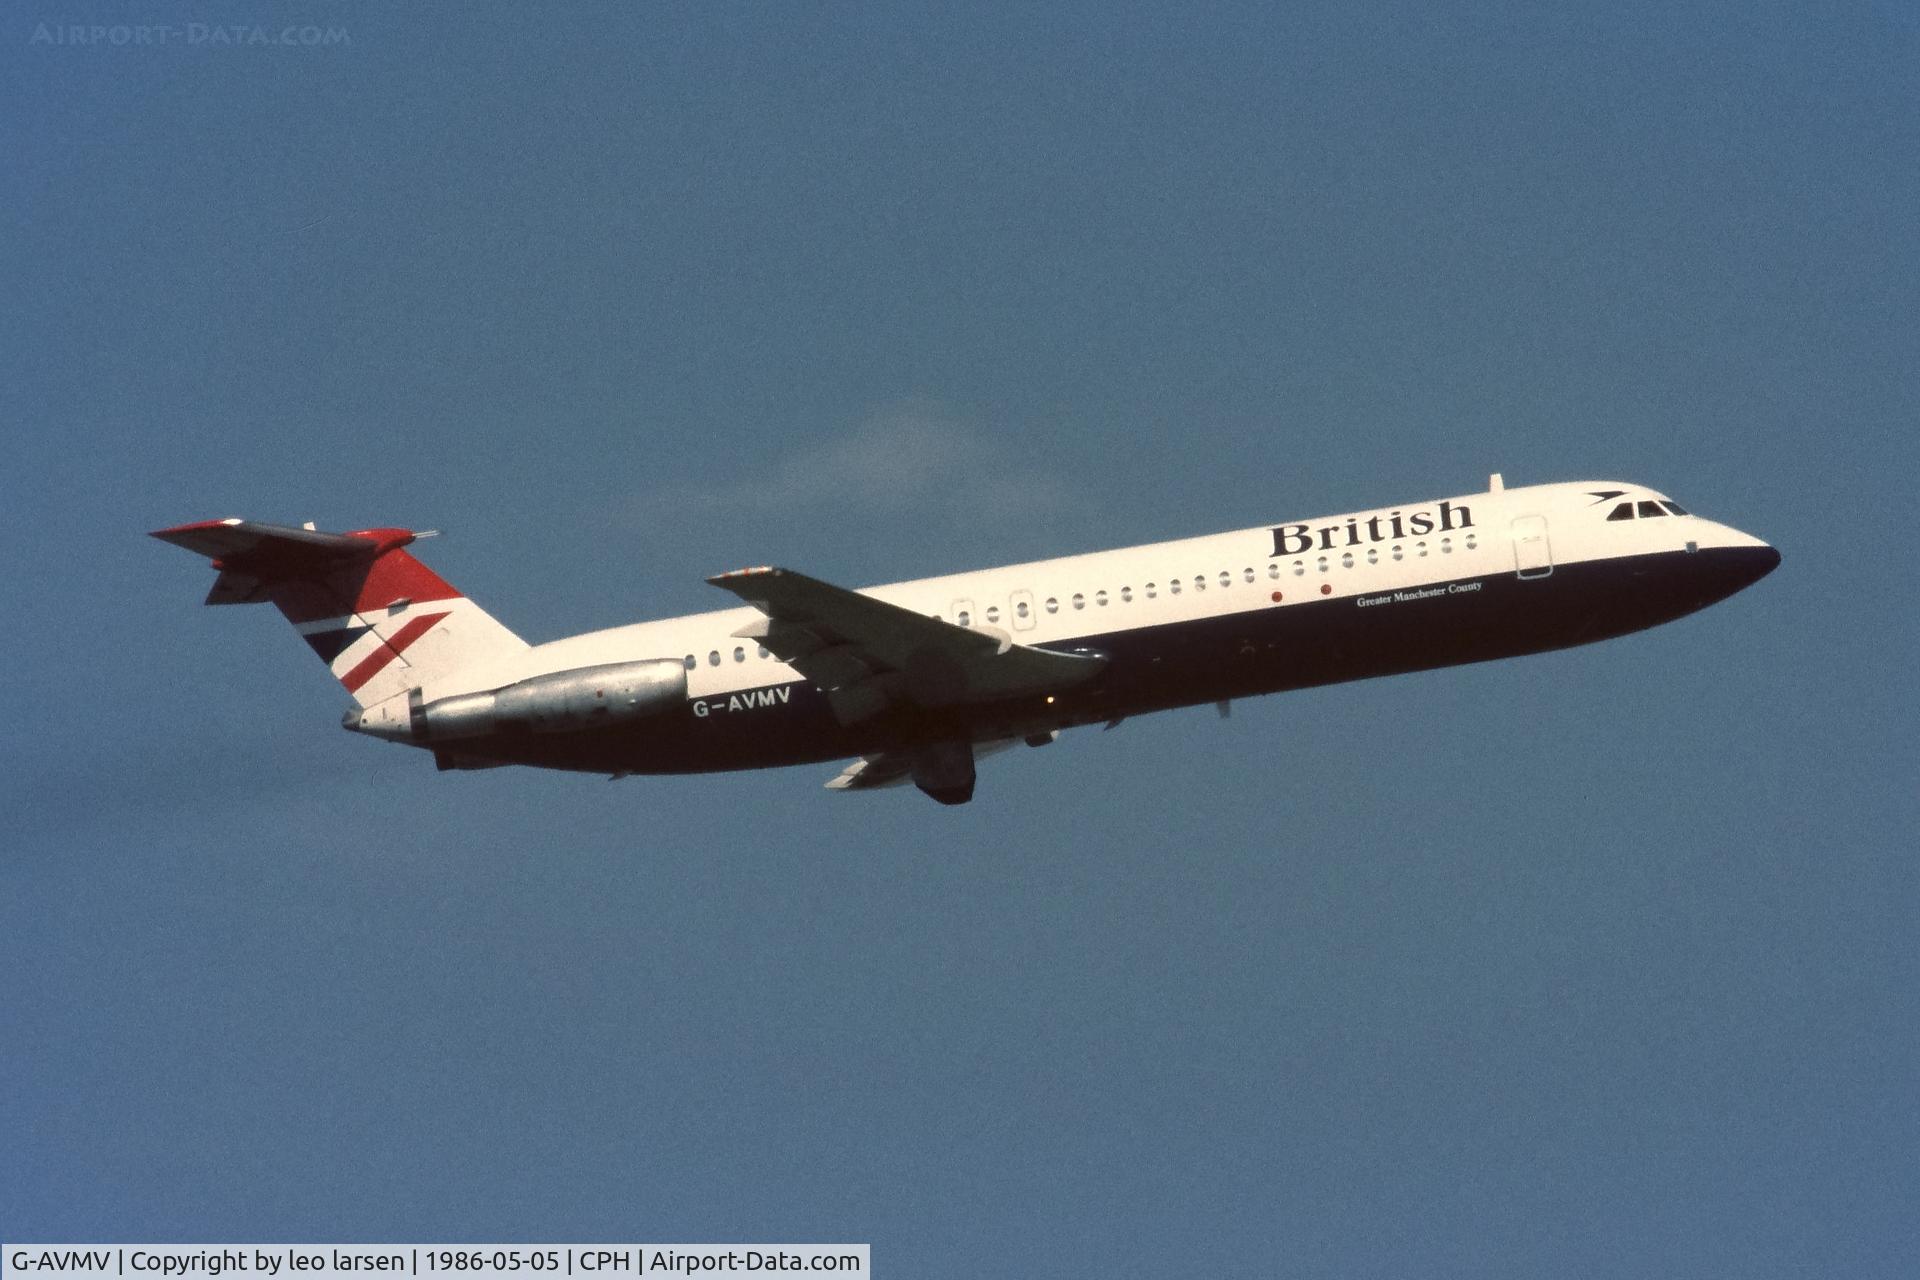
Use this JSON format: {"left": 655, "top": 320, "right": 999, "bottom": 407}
{"left": 440, "top": 545, "right": 1779, "bottom": 777}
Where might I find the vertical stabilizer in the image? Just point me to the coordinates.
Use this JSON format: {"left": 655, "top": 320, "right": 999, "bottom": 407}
{"left": 151, "top": 518, "right": 529, "bottom": 707}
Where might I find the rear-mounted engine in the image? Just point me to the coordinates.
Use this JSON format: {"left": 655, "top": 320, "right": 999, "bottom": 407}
{"left": 344, "top": 659, "right": 688, "bottom": 743}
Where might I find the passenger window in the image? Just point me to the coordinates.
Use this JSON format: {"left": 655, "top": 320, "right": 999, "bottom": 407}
{"left": 1072, "top": 593, "right": 1085, "bottom": 610}
{"left": 957, "top": 610, "right": 971, "bottom": 627}
{"left": 1145, "top": 582, "right": 1157, "bottom": 598}
{"left": 1218, "top": 571, "right": 1231, "bottom": 588}
{"left": 1440, "top": 537, "right": 1452, "bottom": 553}
{"left": 708, "top": 650, "right": 721, "bottom": 667}
{"left": 1268, "top": 563, "right": 1281, "bottom": 580}
{"left": 684, "top": 655, "right": 696, "bottom": 670}
{"left": 1466, "top": 534, "right": 1477, "bottom": 549}
{"left": 1170, "top": 579, "right": 1182, "bottom": 595}
{"left": 1607, "top": 502, "right": 1635, "bottom": 521}
{"left": 1292, "top": 561, "right": 1305, "bottom": 577}
{"left": 1316, "top": 556, "right": 1328, "bottom": 573}
{"left": 1366, "top": 548, "right": 1378, "bottom": 564}
{"left": 1120, "top": 586, "right": 1133, "bottom": 603}
{"left": 1193, "top": 575, "right": 1206, "bottom": 592}
{"left": 1016, "top": 601, "right": 1030, "bottom": 619}
{"left": 1243, "top": 567, "right": 1255, "bottom": 583}
{"left": 986, "top": 606, "right": 1000, "bottom": 624}
{"left": 1095, "top": 590, "right": 1109, "bottom": 606}
{"left": 1416, "top": 541, "right": 1428, "bottom": 556}
{"left": 1661, "top": 501, "right": 1689, "bottom": 516}
{"left": 1392, "top": 545, "right": 1404, "bottom": 560}
{"left": 758, "top": 645, "right": 770, "bottom": 659}
{"left": 1045, "top": 597, "right": 1058, "bottom": 614}
{"left": 1638, "top": 501, "right": 1665, "bottom": 518}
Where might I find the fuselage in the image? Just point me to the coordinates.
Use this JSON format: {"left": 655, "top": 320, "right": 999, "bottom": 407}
{"left": 422, "top": 478, "right": 1779, "bottom": 778}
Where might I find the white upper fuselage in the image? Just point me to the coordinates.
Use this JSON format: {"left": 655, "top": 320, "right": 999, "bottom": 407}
{"left": 435, "top": 479, "right": 1769, "bottom": 703}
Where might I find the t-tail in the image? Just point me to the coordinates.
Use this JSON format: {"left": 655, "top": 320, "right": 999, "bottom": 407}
{"left": 150, "top": 518, "right": 528, "bottom": 707}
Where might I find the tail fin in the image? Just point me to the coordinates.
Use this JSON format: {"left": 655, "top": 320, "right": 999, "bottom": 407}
{"left": 152, "top": 518, "right": 529, "bottom": 707}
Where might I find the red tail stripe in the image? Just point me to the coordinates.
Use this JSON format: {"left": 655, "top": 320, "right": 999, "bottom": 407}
{"left": 340, "top": 612, "right": 451, "bottom": 694}
{"left": 261, "top": 551, "right": 463, "bottom": 625}
{"left": 351, "top": 550, "right": 461, "bottom": 616}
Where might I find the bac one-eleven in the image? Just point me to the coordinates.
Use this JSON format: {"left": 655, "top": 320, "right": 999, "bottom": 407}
{"left": 154, "top": 475, "right": 1779, "bottom": 804}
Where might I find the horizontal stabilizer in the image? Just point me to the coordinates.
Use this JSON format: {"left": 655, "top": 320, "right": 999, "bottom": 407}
{"left": 149, "top": 518, "right": 400, "bottom": 565}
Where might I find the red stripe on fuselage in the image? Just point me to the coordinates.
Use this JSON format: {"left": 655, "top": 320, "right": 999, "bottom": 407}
{"left": 339, "top": 611, "right": 451, "bottom": 693}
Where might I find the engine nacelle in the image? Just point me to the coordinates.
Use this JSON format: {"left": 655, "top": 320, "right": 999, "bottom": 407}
{"left": 346, "top": 659, "right": 688, "bottom": 743}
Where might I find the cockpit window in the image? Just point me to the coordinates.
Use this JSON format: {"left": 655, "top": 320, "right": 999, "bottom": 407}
{"left": 1606, "top": 502, "right": 1635, "bottom": 522}
{"left": 1637, "top": 501, "right": 1666, "bottom": 518}
{"left": 1661, "top": 501, "right": 1689, "bottom": 516}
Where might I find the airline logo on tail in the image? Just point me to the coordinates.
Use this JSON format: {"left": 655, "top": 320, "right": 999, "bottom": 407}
{"left": 149, "top": 518, "right": 527, "bottom": 707}
{"left": 302, "top": 607, "right": 454, "bottom": 694}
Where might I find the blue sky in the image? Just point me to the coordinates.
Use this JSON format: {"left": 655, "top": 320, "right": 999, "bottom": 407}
{"left": 3, "top": 2, "right": 1915, "bottom": 1274}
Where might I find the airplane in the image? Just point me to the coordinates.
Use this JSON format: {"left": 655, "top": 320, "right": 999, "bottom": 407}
{"left": 152, "top": 474, "right": 1779, "bottom": 804}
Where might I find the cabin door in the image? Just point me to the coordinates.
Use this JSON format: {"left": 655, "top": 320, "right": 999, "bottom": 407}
{"left": 1512, "top": 516, "right": 1553, "bottom": 579}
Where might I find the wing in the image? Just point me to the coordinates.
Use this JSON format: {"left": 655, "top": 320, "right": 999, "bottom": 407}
{"left": 823, "top": 738, "right": 1026, "bottom": 793}
{"left": 823, "top": 753, "right": 916, "bottom": 791}
{"left": 708, "top": 566, "right": 1105, "bottom": 724}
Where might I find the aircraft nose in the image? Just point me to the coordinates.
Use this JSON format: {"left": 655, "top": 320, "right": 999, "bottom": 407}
{"left": 1659, "top": 521, "right": 1781, "bottom": 614}
{"left": 1734, "top": 542, "right": 1782, "bottom": 590}
{"left": 1705, "top": 532, "right": 1780, "bottom": 597}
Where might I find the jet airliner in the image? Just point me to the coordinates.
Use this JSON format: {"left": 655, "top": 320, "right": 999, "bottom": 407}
{"left": 153, "top": 475, "right": 1778, "bottom": 804}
